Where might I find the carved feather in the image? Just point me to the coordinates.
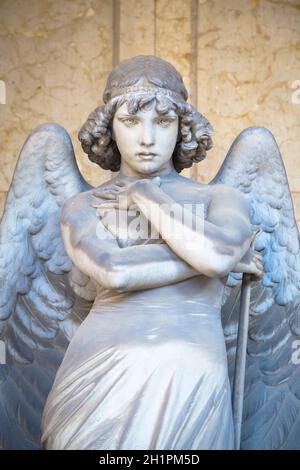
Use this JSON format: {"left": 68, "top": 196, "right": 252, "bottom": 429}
{"left": 215, "top": 127, "right": 300, "bottom": 449}
{"left": 0, "top": 124, "right": 93, "bottom": 449}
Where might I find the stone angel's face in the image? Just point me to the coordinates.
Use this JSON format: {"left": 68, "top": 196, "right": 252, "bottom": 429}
{"left": 112, "top": 100, "right": 179, "bottom": 177}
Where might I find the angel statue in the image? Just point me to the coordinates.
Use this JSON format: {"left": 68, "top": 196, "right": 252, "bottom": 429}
{"left": 0, "top": 55, "right": 300, "bottom": 451}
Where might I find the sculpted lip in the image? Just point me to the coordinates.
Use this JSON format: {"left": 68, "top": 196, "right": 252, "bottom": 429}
{"left": 137, "top": 152, "right": 157, "bottom": 159}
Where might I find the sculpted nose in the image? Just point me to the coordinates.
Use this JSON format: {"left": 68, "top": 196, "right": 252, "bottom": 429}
{"left": 140, "top": 124, "right": 155, "bottom": 147}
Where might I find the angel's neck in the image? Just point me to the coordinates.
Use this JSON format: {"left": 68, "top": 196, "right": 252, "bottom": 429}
{"left": 115, "top": 167, "right": 178, "bottom": 184}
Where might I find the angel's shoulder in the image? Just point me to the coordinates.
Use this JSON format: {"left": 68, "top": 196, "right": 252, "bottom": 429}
{"left": 61, "top": 189, "right": 96, "bottom": 227}
{"left": 209, "top": 183, "right": 245, "bottom": 197}
{"left": 208, "top": 183, "right": 250, "bottom": 212}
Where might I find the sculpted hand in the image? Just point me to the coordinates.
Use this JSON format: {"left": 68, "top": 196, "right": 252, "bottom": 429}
{"left": 93, "top": 180, "right": 126, "bottom": 207}
{"left": 94, "top": 177, "right": 161, "bottom": 211}
{"left": 92, "top": 181, "right": 128, "bottom": 237}
{"left": 93, "top": 178, "right": 162, "bottom": 243}
{"left": 232, "top": 232, "right": 264, "bottom": 281}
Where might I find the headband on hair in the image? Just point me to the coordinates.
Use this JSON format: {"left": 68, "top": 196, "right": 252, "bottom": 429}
{"left": 106, "top": 85, "right": 187, "bottom": 104}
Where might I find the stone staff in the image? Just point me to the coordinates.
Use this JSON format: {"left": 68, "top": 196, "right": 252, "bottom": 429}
{"left": 232, "top": 272, "right": 252, "bottom": 450}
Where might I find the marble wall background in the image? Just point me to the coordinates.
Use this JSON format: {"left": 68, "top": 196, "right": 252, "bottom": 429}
{"left": 1, "top": 0, "right": 300, "bottom": 225}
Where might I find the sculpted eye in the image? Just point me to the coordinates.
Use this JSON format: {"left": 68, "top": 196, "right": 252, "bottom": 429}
{"left": 156, "top": 118, "right": 174, "bottom": 127}
{"left": 119, "top": 117, "right": 139, "bottom": 127}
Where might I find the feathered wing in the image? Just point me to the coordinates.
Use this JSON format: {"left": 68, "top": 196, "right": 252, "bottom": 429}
{"left": 0, "top": 124, "right": 95, "bottom": 449}
{"left": 212, "top": 127, "right": 300, "bottom": 449}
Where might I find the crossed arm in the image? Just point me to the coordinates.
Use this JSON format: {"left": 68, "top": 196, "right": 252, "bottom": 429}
{"left": 61, "top": 182, "right": 255, "bottom": 292}
{"left": 130, "top": 180, "right": 253, "bottom": 277}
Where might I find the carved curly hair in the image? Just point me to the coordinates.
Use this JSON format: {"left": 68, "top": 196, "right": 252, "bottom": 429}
{"left": 78, "top": 55, "right": 213, "bottom": 173}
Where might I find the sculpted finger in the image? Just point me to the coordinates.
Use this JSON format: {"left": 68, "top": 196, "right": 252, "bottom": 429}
{"left": 113, "top": 180, "right": 128, "bottom": 189}
{"left": 96, "top": 202, "right": 118, "bottom": 211}
{"left": 250, "top": 227, "right": 262, "bottom": 249}
{"left": 100, "top": 190, "right": 119, "bottom": 199}
{"left": 252, "top": 266, "right": 264, "bottom": 281}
